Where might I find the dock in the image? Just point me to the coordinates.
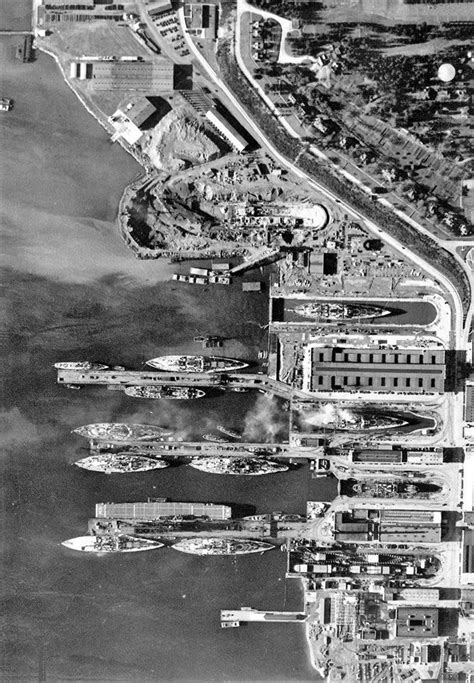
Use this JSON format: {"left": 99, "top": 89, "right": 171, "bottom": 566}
{"left": 89, "top": 439, "right": 321, "bottom": 462}
{"left": 221, "top": 608, "right": 307, "bottom": 626}
{"left": 56, "top": 368, "right": 312, "bottom": 400}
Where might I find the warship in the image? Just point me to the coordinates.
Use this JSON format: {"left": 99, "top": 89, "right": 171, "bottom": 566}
{"left": 216, "top": 426, "right": 242, "bottom": 439}
{"left": 62, "top": 535, "right": 164, "bottom": 553}
{"left": 202, "top": 434, "right": 229, "bottom": 443}
{"left": 54, "top": 361, "right": 108, "bottom": 371}
{"left": 146, "top": 355, "right": 249, "bottom": 373}
{"left": 304, "top": 412, "right": 408, "bottom": 431}
{"left": 350, "top": 481, "right": 438, "bottom": 499}
{"left": 124, "top": 386, "right": 206, "bottom": 400}
{"left": 73, "top": 423, "right": 172, "bottom": 440}
{"left": 294, "top": 302, "right": 396, "bottom": 320}
{"left": 75, "top": 453, "right": 169, "bottom": 474}
{"left": 189, "top": 457, "right": 288, "bottom": 476}
{"left": 172, "top": 537, "right": 274, "bottom": 555}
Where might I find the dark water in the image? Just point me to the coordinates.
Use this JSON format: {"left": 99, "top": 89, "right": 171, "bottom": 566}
{"left": 1, "top": 38, "right": 329, "bottom": 681}
{"left": 0, "top": 0, "right": 32, "bottom": 31}
{"left": 273, "top": 298, "right": 437, "bottom": 326}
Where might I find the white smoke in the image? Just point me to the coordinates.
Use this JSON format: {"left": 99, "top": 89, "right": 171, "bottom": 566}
{"left": 242, "top": 394, "right": 287, "bottom": 442}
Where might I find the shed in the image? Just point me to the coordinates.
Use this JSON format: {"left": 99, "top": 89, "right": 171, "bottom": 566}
{"left": 242, "top": 282, "right": 262, "bottom": 292}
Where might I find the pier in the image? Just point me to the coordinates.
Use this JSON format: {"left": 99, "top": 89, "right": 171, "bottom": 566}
{"left": 89, "top": 438, "right": 322, "bottom": 461}
{"left": 56, "top": 368, "right": 312, "bottom": 399}
{"left": 221, "top": 608, "right": 307, "bottom": 627}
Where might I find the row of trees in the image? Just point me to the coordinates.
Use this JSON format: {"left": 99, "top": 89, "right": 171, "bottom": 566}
{"left": 216, "top": 43, "right": 471, "bottom": 315}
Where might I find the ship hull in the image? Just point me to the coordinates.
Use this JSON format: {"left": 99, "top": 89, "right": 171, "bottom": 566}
{"left": 216, "top": 426, "right": 242, "bottom": 439}
{"left": 54, "top": 361, "right": 108, "bottom": 370}
{"left": 146, "top": 355, "right": 249, "bottom": 373}
{"left": 73, "top": 423, "right": 172, "bottom": 440}
{"left": 190, "top": 457, "right": 288, "bottom": 476}
{"left": 75, "top": 454, "right": 169, "bottom": 474}
{"left": 124, "top": 386, "right": 205, "bottom": 400}
{"left": 172, "top": 537, "right": 274, "bottom": 555}
{"left": 294, "top": 303, "right": 395, "bottom": 321}
{"left": 62, "top": 535, "right": 164, "bottom": 553}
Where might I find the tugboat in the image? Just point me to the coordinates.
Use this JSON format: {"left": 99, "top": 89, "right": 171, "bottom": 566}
{"left": 189, "top": 457, "right": 288, "bottom": 476}
{"left": 62, "top": 535, "right": 164, "bottom": 553}
{"left": 54, "top": 361, "right": 108, "bottom": 371}
{"left": 73, "top": 423, "right": 172, "bottom": 440}
{"left": 74, "top": 453, "right": 169, "bottom": 474}
{"left": 124, "top": 385, "right": 205, "bottom": 400}
{"left": 146, "top": 355, "right": 249, "bottom": 373}
{"left": 172, "top": 537, "right": 274, "bottom": 555}
{"left": 294, "top": 302, "right": 396, "bottom": 321}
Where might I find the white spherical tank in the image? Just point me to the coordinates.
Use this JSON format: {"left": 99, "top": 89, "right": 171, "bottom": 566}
{"left": 437, "top": 63, "right": 456, "bottom": 82}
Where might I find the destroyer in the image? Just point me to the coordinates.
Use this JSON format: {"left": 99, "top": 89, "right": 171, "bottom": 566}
{"left": 73, "top": 423, "right": 172, "bottom": 440}
{"left": 172, "top": 537, "right": 274, "bottom": 555}
{"left": 54, "top": 361, "right": 108, "bottom": 371}
{"left": 62, "top": 535, "right": 164, "bottom": 553}
{"left": 146, "top": 355, "right": 249, "bottom": 373}
{"left": 124, "top": 386, "right": 205, "bottom": 400}
{"left": 304, "top": 412, "right": 408, "bottom": 431}
{"left": 190, "top": 457, "right": 288, "bottom": 476}
{"left": 294, "top": 302, "right": 396, "bottom": 320}
{"left": 203, "top": 434, "right": 229, "bottom": 443}
{"left": 75, "top": 453, "right": 169, "bottom": 474}
{"left": 216, "top": 426, "right": 242, "bottom": 439}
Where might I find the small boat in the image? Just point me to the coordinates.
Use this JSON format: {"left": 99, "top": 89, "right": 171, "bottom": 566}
{"left": 216, "top": 425, "right": 242, "bottom": 439}
{"left": 202, "top": 434, "right": 229, "bottom": 443}
{"left": 189, "top": 457, "right": 288, "bottom": 476}
{"left": 124, "top": 385, "right": 205, "bottom": 400}
{"left": 73, "top": 423, "right": 172, "bottom": 441}
{"left": 75, "top": 453, "right": 169, "bottom": 474}
{"left": 172, "top": 537, "right": 274, "bottom": 556}
{"left": 62, "top": 535, "right": 164, "bottom": 553}
{"left": 54, "top": 361, "right": 108, "bottom": 371}
{"left": 146, "top": 355, "right": 249, "bottom": 373}
{"left": 0, "top": 98, "right": 13, "bottom": 112}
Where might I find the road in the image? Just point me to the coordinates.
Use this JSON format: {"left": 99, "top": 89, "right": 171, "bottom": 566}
{"left": 175, "top": 5, "right": 470, "bottom": 360}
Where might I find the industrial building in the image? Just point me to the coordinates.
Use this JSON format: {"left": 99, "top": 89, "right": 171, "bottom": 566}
{"left": 465, "top": 383, "right": 474, "bottom": 423}
{"left": 307, "top": 346, "right": 446, "bottom": 394}
{"left": 334, "top": 509, "right": 442, "bottom": 544}
{"left": 396, "top": 608, "right": 439, "bottom": 638}
{"left": 38, "top": 0, "right": 124, "bottom": 24}
{"left": 69, "top": 60, "right": 176, "bottom": 91}
{"left": 205, "top": 109, "right": 248, "bottom": 152}
{"left": 183, "top": 2, "right": 219, "bottom": 40}
{"left": 123, "top": 97, "right": 159, "bottom": 128}
{"left": 95, "top": 501, "right": 232, "bottom": 521}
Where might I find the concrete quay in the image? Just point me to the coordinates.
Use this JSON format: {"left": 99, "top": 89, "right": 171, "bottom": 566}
{"left": 221, "top": 608, "right": 307, "bottom": 625}
{"left": 57, "top": 368, "right": 312, "bottom": 400}
{"left": 90, "top": 439, "right": 320, "bottom": 461}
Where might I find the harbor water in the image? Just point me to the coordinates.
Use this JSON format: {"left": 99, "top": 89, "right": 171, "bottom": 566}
{"left": 1, "top": 37, "right": 332, "bottom": 681}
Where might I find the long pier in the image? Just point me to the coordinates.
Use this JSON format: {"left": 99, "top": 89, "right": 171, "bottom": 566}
{"left": 89, "top": 439, "right": 322, "bottom": 461}
{"left": 57, "top": 369, "right": 312, "bottom": 400}
{"left": 221, "top": 608, "right": 307, "bottom": 626}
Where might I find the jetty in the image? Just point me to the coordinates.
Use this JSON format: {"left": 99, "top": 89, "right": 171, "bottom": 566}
{"left": 221, "top": 608, "right": 307, "bottom": 627}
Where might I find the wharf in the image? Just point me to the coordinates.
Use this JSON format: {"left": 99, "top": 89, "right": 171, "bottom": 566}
{"left": 221, "top": 608, "right": 307, "bottom": 625}
{"left": 57, "top": 368, "right": 312, "bottom": 400}
{"left": 90, "top": 439, "right": 321, "bottom": 461}
{"left": 89, "top": 516, "right": 307, "bottom": 540}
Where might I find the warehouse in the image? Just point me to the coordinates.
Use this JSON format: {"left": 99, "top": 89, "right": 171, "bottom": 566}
{"left": 309, "top": 346, "right": 446, "bottom": 393}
